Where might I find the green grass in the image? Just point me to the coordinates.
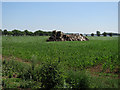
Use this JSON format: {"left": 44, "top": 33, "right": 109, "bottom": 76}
{"left": 2, "top": 36, "right": 119, "bottom": 88}
{"left": 2, "top": 36, "right": 118, "bottom": 70}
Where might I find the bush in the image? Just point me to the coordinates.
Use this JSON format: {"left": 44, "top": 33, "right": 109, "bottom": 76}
{"left": 19, "top": 80, "right": 35, "bottom": 88}
{"left": 66, "top": 70, "right": 90, "bottom": 89}
{"left": 2, "top": 78, "right": 21, "bottom": 88}
{"left": 40, "top": 61, "right": 64, "bottom": 89}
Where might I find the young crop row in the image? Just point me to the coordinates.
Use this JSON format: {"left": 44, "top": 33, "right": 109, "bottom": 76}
{"left": 2, "top": 59, "right": 89, "bottom": 88}
{"left": 2, "top": 59, "right": 118, "bottom": 89}
{"left": 2, "top": 36, "right": 119, "bottom": 72}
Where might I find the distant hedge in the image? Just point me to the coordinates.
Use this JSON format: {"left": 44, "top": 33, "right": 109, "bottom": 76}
{"left": 0, "top": 29, "right": 52, "bottom": 36}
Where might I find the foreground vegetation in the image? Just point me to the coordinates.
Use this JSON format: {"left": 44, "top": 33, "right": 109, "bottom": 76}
{"left": 2, "top": 36, "right": 119, "bottom": 88}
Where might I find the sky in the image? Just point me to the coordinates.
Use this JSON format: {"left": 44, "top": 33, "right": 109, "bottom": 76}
{"left": 2, "top": 2, "right": 118, "bottom": 34}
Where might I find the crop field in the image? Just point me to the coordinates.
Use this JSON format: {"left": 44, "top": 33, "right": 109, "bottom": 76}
{"left": 2, "top": 36, "right": 120, "bottom": 88}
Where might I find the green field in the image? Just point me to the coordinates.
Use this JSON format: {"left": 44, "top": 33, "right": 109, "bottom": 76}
{"left": 2, "top": 36, "right": 120, "bottom": 88}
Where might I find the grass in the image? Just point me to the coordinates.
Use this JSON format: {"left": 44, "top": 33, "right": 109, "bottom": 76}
{"left": 2, "top": 36, "right": 118, "bottom": 69}
{"left": 2, "top": 36, "right": 119, "bottom": 88}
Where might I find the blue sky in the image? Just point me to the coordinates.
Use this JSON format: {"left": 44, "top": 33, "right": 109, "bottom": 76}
{"left": 2, "top": 2, "right": 118, "bottom": 34}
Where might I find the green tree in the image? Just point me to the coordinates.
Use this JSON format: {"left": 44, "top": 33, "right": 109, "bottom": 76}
{"left": 24, "top": 30, "right": 29, "bottom": 36}
{"left": 28, "top": 31, "right": 34, "bottom": 36}
{"left": 108, "top": 33, "right": 112, "bottom": 37}
{"left": 48, "top": 31, "right": 52, "bottom": 36}
{"left": 20, "top": 31, "right": 25, "bottom": 36}
{"left": 34, "top": 30, "right": 43, "bottom": 36}
{"left": 7, "top": 31, "right": 13, "bottom": 36}
{"left": 96, "top": 31, "right": 100, "bottom": 36}
{"left": 3, "top": 29, "right": 8, "bottom": 36}
{"left": 12, "top": 29, "right": 21, "bottom": 36}
{"left": 102, "top": 32, "right": 107, "bottom": 36}
{"left": 91, "top": 33, "right": 94, "bottom": 36}
{"left": 0, "top": 29, "right": 2, "bottom": 36}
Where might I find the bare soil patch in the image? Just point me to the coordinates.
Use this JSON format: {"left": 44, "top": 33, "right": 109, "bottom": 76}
{"left": 2, "top": 55, "right": 30, "bottom": 64}
{"left": 87, "top": 64, "right": 120, "bottom": 79}
{"left": 87, "top": 64, "right": 103, "bottom": 73}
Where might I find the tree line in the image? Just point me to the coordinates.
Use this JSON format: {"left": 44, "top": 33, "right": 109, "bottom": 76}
{"left": 90, "top": 31, "right": 119, "bottom": 37}
{"left": 0, "top": 29, "right": 52, "bottom": 36}
{"left": 0, "top": 29, "right": 118, "bottom": 37}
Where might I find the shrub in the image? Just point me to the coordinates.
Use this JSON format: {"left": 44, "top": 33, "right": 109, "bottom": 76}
{"left": 108, "top": 33, "right": 113, "bottom": 37}
{"left": 32, "top": 65, "right": 42, "bottom": 81}
{"left": 66, "top": 70, "right": 90, "bottom": 89}
{"left": 40, "top": 61, "right": 64, "bottom": 89}
{"left": 19, "top": 80, "right": 35, "bottom": 88}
